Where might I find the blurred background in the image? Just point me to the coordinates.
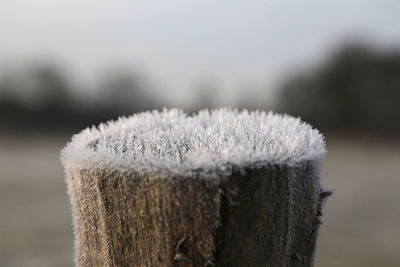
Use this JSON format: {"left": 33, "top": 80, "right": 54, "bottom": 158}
{"left": 1, "top": 1, "right": 399, "bottom": 266}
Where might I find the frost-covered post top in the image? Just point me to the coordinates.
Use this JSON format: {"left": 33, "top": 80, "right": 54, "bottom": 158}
{"left": 61, "top": 108, "right": 326, "bottom": 178}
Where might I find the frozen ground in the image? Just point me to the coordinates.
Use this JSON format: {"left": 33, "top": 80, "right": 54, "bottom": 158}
{"left": 0, "top": 134, "right": 399, "bottom": 266}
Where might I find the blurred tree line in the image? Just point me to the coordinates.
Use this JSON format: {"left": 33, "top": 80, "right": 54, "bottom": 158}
{"left": 1, "top": 42, "right": 399, "bottom": 135}
{"left": 278, "top": 42, "right": 400, "bottom": 134}
{"left": 0, "top": 64, "right": 159, "bottom": 134}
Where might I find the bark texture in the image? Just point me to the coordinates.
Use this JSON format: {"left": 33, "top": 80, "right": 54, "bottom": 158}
{"left": 67, "top": 162, "right": 328, "bottom": 267}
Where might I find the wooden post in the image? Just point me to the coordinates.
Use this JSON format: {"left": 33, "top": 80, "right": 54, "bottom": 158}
{"left": 62, "top": 109, "right": 329, "bottom": 267}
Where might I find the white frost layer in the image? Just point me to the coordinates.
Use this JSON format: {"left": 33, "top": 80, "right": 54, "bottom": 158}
{"left": 61, "top": 109, "right": 326, "bottom": 178}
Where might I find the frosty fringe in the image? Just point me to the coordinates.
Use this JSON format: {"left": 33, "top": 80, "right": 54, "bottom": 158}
{"left": 61, "top": 108, "right": 326, "bottom": 179}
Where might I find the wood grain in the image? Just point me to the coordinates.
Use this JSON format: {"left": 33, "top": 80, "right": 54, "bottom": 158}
{"left": 67, "top": 163, "right": 328, "bottom": 266}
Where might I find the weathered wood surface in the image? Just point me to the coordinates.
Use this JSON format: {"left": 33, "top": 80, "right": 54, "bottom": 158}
{"left": 67, "top": 161, "right": 328, "bottom": 267}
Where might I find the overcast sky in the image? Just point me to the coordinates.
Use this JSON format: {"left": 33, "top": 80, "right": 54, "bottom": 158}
{"left": 1, "top": 0, "right": 400, "bottom": 103}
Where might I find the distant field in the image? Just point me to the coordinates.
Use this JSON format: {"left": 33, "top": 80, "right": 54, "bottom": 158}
{"left": 316, "top": 136, "right": 400, "bottom": 267}
{"left": 0, "top": 135, "right": 399, "bottom": 266}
